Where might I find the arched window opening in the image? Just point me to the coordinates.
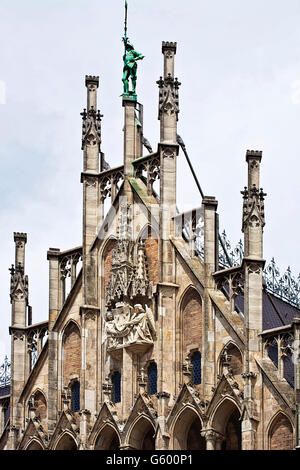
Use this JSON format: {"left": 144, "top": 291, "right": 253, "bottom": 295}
{"left": 191, "top": 351, "right": 201, "bottom": 385}
{"left": 173, "top": 409, "right": 205, "bottom": 450}
{"left": 112, "top": 372, "right": 121, "bottom": 403}
{"left": 187, "top": 417, "right": 206, "bottom": 450}
{"left": 220, "top": 344, "right": 243, "bottom": 376}
{"left": 181, "top": 289, "right": 202, "bottom": 359}
{"left": 269, "top": 413, "right": 293, "bottom": 450}
{"left": 55, "top": 433, "right": 77, "bottom": 450}
{"left": 71, "top": 381, "right": 80, "bottom": 412}
{"left": 221, "top": 408, "right": 241, "bottom": 450}
{"left": 26, "top": 440, "right": 43, "bottom": 450}
{"left": 128, "top": 417, "right": 155, "bottom": 450}
{"left": 63, "top": 322, "right": 81, "bottom": 387}
{"left": 94, "top": 426, "right": 120, "bottom": 450}
{"left": 148, "top": 362, "right": 157, "bottom": 395}
{"left": 142, "top": 427, "right": 155, "bottom": 450}
{"left": 32, "top": 391, "right": 47, "bottom": 421}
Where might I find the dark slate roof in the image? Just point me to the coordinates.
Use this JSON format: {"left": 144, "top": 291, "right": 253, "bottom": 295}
{"left": 265, "top": 293, "right": 300, "bottom": 328}
{"left": 230, "top": 289, "right": 300, "bottom": 330}
{"left": 0, "top": 385, "right": 10, "bottom": 398}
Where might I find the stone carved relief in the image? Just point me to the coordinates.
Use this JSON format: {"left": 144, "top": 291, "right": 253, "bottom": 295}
{"left": 105, "top": 302, "right": 156, "bottom": 353}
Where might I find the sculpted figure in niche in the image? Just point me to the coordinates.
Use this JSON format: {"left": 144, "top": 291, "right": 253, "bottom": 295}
{"left": 104, "top": 302, "right": 156, "bottom": 351}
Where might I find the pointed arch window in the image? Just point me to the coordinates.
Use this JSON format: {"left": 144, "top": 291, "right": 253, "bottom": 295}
{"left": 191, "top": 351, "right": 201, "bottom": 385}
{"left": 71, "top": 381, "right": 80, "bottom": 412}
{"left": 112, "top": 371, "right": 121, "bottom": 403}
{"left": 147, "top": 362, "right": 157, "bottom": 395}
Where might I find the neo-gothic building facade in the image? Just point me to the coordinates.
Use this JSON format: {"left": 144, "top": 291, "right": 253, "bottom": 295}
{"left": 0, "top": 41, "right": 299, "bottom": 451}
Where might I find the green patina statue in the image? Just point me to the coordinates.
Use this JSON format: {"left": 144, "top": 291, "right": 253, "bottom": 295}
{"left": 122, "top": 38, "right": 144, "bottom": 95}
{"left": 122, "top": 1, "right": 144, "bottom": 96}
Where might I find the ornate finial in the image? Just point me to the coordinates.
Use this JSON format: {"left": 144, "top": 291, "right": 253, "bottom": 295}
{"left": 121, "top": 0, "right": 144, "bottom": 98}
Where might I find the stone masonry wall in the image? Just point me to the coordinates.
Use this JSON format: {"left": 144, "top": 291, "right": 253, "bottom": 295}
{"left": 144, "top": 238, "right": 159, "bottom": 286}
{"left": 63, "top": 324, "right": 81, "bottom": 386}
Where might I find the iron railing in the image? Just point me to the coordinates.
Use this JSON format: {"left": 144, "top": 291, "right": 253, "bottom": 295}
{"left": 0, "top": 356, "right": 11, "bottom": 387}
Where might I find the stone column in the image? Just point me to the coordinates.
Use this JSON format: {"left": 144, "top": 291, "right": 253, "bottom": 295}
{"left": 47, "top": 248, "right": 60, "bottom": 329}
{"left": 122, "top": 96, "right": 138, "bottom": 202}
{"left": 241, "top": 150, "right": 266, "bottom": 450}
{"left": 9, "top": 233, "right": 29, "bottom": 439}
{"left": 80, "top": 306, "right": 100, "bottom": 414}
{"left": 121, "top": 348, "right": 135, "bottom": 420}
{"left": 78, "top": 409, "right": 91, "bottom": 450}
{"left": 201, "top": 429, "right": 224, "bottom": 450}
{"left": 156, "top": 42, "right": 180, "bottom": 441}
{"left": 203, "top": 197, "right": 218, "bottom": 399}
{"left": 81, "top": 76, "right": 101, "bottom": 307}
{"left": 157, "top": 41, "right": 180, "bottom": 281}
{"left": 11, "top": 233, "right": 28, "bottom": 327}
{"left": 243, "top": 150, "right": 263, "bottom": 258}
{"left": 46, "top": 248, "right": 60, "bottom": 433}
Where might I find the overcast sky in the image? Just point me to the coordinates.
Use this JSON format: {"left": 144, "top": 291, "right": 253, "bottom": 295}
{"left": 1, "top": 0, "right": 300, "bottom": 362}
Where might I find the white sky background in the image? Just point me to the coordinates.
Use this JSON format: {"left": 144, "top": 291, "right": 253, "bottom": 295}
{"left": 1, "top": 0, "right": 300, "bottom": 361}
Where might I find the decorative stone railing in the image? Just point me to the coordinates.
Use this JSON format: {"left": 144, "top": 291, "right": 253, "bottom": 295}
{"left": 261, "top": 324, "right": 295, "bottom": 387}
{"left": 0, "top": 356, "right": 10, "bottom": 388}
{"left": 99, "top": 165, "right": 124, "bottom": 202}
{"left": 59, "top": 246, "right": 83, "bottom": 303}
{"left": 26, "top": 321, "right": 49, "bottom": 371}
{"left": 174, "top": 207, "right": 204, "bottom": 256}
{"left": 132, "top": 153, "right": 160, "bottom": 196}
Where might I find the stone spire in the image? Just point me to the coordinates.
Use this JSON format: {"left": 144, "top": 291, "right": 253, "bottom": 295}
{"left": 157, "top": 42, "right": 180, "bottom": 143}
{"left": 81, "top": 76, "right": 102, "bottom": 306}
{"left": 241, "top": 149, "right": 266, "bottom": 449}
{"left": 81, "top": 76, "right": 102, "bottom": 173}
{"left": 10, "top": 232, "right": 28, "bottom": 327}
{"left": 241, "top": 150, "right": 266, "bottom": 259}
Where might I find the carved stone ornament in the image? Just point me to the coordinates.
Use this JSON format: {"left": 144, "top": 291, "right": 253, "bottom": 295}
{"left": 157, "top": 75, "right": 180, "bottom": 119}
{"left": 104, "top": 302, "right": 156, "bottom": 355}
{"left": 9, "top": 263, "right": 28, "bottom": 302}
{"left": 12, "top": 330, "right": 25, "bottom": 341}
{"left": 241, "top": 184, "right": 266, "bottom": 232}
{"left": 84, "top": 176, "right": 97, "bottom": 188}
{"left": 162, "top": 148, "right": 175, "bottom": 160}
{"left": 81, "top": 107, "right": 102, "bottom": 150}
{"left": 83, "top": 310, "right": 97, "bottom": 322}
{"left": 247, "top": 263, "right": 261, "bottom": 275}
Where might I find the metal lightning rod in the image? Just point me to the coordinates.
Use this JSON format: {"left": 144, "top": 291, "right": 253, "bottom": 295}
{"left": 124, "top": 0, "right": 128, "bottom": 44}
